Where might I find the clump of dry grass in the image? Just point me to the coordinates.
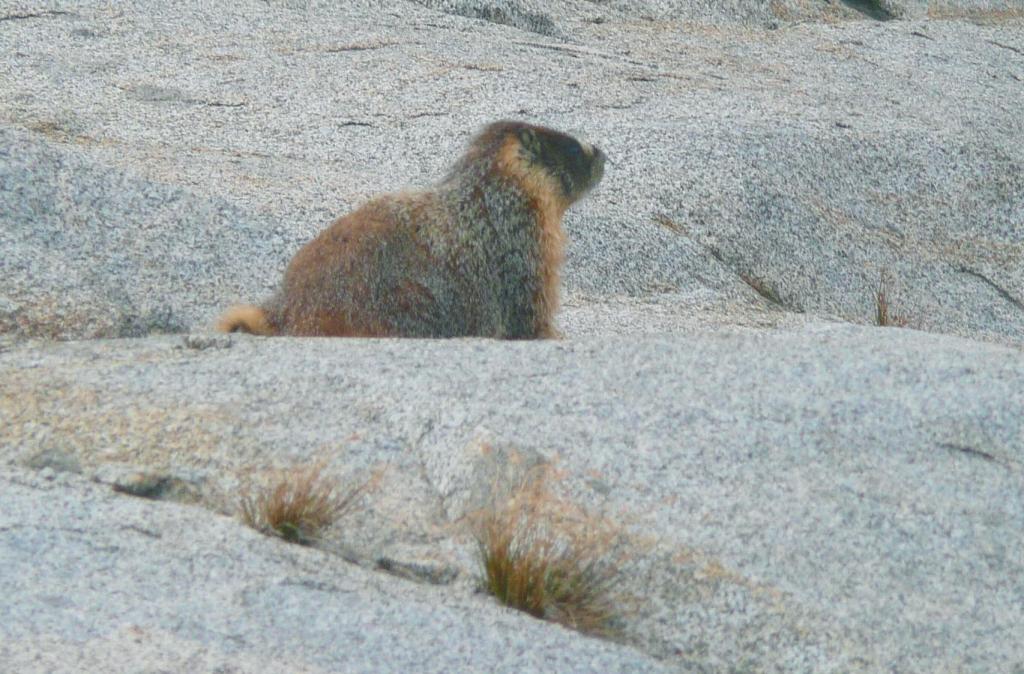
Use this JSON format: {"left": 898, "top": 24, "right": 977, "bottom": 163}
{"left": 875, "top": 276, "right": 908, "bottom": 327}
{"left": 472, "top": 471, "right": 624, "bottom": 637}
{"left": 240, "top": 461, "right": 377, "bottom": 545}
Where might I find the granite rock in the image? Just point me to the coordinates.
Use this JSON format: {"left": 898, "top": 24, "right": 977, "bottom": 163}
{"left": 1, "top": 2, "right": 1023, "bottom": 672}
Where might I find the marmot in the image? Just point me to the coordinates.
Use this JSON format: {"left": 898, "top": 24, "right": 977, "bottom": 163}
{"left": 217, "top": 120, "right": 605, "bottom": 338}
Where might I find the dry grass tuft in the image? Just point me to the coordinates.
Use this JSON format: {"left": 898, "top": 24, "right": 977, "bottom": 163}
{"left": 875, "top": 276, "right": 908, "bottom": 327}
{"left": 472, "top": 470, "right": 625, "bottom": 637}
{"left": 240, "top": 461, "right": 378, "bottom": 545}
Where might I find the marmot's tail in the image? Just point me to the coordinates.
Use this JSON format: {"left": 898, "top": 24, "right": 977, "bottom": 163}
{"left": 216, "top": 305, "right": 275, "bottom": 336}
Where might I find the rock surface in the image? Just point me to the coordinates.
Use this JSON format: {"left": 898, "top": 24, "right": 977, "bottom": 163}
{"left": 2, "top": 0, "right": 1022, "bottom": 344}
{"left": 0, "top": 468, "right": 672, "bottom": 674}
{"left": 3, "top": 328, "right": 1023, "bottom": 673}
{"left": 1, "top": 1, "right": 1023, "bottom": 673}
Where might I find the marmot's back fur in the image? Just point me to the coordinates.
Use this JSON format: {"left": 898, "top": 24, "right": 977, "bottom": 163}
{"left": 218, "top": 120, "right": 605, "bottom": 338}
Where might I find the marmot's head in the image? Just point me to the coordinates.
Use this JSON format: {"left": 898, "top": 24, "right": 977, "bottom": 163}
{"left": 461, "top": 120, "right": 605, "bottom": 211}
{"left": 510, "top": 122, "right": 605, "bottom": 204}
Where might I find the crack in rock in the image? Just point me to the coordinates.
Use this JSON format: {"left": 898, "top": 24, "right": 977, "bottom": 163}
{"left": 954, "top": 266, "right": 1024, "bottom": 313}
{"left": 986, "top": 39, "right": 1023, "bottom": 56}
{"left": 0, "top": 10, "right": 74, "bottom": 22}
{"left": 938, "top": 442, "right": 1021, "bottom": 470}
{"left": 375, "top": 556, "right": 459, "bottom": 585}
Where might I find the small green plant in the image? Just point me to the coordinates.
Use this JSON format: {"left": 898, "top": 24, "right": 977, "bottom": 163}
{"left": 240, "top": 461, "right": 376, "bottom": 545}
{"left": 473, "top": 473, "right": 623, "bottom": 636}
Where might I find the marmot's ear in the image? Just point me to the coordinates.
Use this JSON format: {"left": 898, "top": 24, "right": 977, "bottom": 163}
{"left": 517, "top": 127, "right": 539, "bottom": 152}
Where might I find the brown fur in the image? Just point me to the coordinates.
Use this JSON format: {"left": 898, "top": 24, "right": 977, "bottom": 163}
{"left": 217, "top": 120, "right": 604, "bottom": 339}
{"left": 217, "top": 305, "right": 274, "bottom": 336}
{"left": 495, "top": 136, "right": 569, "bottom": 337}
